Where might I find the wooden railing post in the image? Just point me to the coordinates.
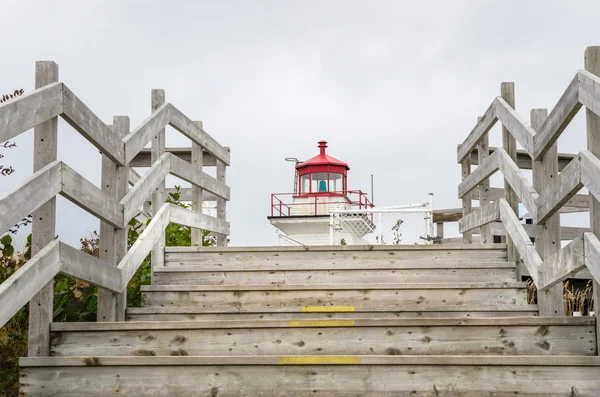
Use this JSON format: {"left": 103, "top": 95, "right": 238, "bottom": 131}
{"left": 216, "top": 151, "right": 229, "bottom": 246}
{"left": 98, "top": 116, "right": 130, "bottom": 321}
{"left": 531, "top": 109, "right": 564, "bottom": 316}
{"left": 501, "top": 82, "right": 520, "bottom": 263}
{"left": 461, "top": 156, "right": 472, "bottom": 244}
{"left": 28, "top": 61, "right": 59, "bottom": 356}
{"left": 151, "top": 89, "right": 166, "bottom": 269}
{"left": 585, "top": 46, "right": 600, "bottom": 348}
{"left": 477, "top": 117, "right": 491, "bottom": 244}
{"left": 191, "top": 121, "right": 204, "bottom": 246}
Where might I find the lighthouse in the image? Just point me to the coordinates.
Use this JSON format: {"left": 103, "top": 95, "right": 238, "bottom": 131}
{"left": 269, "top": 140, "right": 374, "bottom": 246}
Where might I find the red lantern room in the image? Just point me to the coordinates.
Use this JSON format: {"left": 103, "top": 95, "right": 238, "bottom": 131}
{"left": 295, "top": 140, "right": 349, "bottom": 196}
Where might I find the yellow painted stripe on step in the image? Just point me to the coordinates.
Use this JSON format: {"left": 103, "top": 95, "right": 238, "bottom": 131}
{"left": 278, "top": 356, "right": 362, "bottom": 365}
{"left": 301, "top": 306, "right": 355, "bottom": 312}
{"left": 287, "top": 320, "right": 356, "bottom": 327}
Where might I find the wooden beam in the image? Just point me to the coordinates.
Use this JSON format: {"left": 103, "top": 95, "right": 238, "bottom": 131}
{"left": 458, "top": 201, "right": 500, "bottom": 233}
{"left": 120, "top": 152, "right": 171, "bottom": 223}
{"left": 584, "top": 232, "right": 600, "bottom": 283}
{"left": 151, "top": 89, "right": 166, "bottom": 271}
{"left": 61, "top": 85, "right": 125, "bottom": 166}
{"left": 477, "top": 118, "right": 491, "bottom": 244}
{"left": 457, "top": 100, "right": 497, "bottom": 162}
{"left": 578, "top": 70, "right": 600, "bottom": 120}
{"left": 532, "top": 75, "right": 582, "bottom": 161}
{"left": 496, "top": 148, "right": 539, "bottom": 217}
{"left": 0, "top": 82, "right": 63, "bottom": 144}
{"left": 469, "top": 147, "right": 576, "bottom": 171}
{"left": 122, "top": 102, "right": 170, "bottom": 165}
{"left": 169, "top": 155, "right": 230, "bottom": 200}
{"left": 458, "top": 150, "right": 500, "bottom": 198}
{"left": 59, "top": 242, "right": 122, "bottom": 292}
{"left": 216, "top": 156, "right": 228, "bottom": 246}
{"left": 169, "top": 204, "right": 229, "bottom": 236}
{"left": 498, "top": 199, "right": 542, "bottom": 285}
{"left": 0, "top": 240, "right": 60, "bottom": 329}
{"left": 28, "top": 61, "right": 58, "bottom": 357}
{"left": 538, "top": 234, "right": 585, "bottom": 291}
{"left": 461, "top": 157, "right": 473, "bottom": 243}
{"left": 501, "top": 82, "right": 520, "bottom": 266}
{"left": 191, "top": 121, "right": 204, "bottom": 246}
{"left": 584, "top": 46, "right": 600, "bottom": 353}
{"left": 129, "top": 147, "right": 223, "bottom": 168}
{"left": 0, "top": 161, "right": 61, "bottom": 236}
{"left": 59, "top": 162, "right": 124, "bottom": 229}
{"left": 168, "top": 104, "right": 231, "bottom": 166}
{"left": 494, "top": 97, "right": 535, "bottom": 155}
{"left": 580, "top": 150, "right": 600, "bottom": 203}
{"left": 532, "top": 108, "right": 564, "bottom": 315}
{"left": 536, "top": 155, "right": 583, "bottom": 223}
{"left": 128, "top": 168, "right": 141, "bottom": 186}
{"left": 118, "top": 204, "right": 171, "bottom": 287}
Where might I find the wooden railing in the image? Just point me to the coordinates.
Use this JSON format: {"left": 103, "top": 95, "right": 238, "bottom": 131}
{"left": 457, "top": 47, "right": 600, "bottom": 349}
{"left": 0, "top": 61, "right": 230, "bottom": 356}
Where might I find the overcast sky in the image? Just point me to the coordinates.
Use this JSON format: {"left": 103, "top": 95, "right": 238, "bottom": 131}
{"left": 1, "top": 0, "right": 598, "bottom": 247}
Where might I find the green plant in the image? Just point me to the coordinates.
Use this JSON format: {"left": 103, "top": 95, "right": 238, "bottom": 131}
{"left": 391, "top": 219, "right": 403, "bottom": 245}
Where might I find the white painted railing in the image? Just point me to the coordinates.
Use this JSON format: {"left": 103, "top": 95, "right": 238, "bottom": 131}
{"left": 0, "top": 61, "right": 230, "bottom": 356}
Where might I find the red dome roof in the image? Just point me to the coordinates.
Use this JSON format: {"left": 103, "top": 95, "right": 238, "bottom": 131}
{"left": 296, "top": 141, "right": 350, "bottom": 170}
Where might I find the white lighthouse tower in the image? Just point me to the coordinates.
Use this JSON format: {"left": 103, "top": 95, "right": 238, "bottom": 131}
{"left": 268, "top": 140, "right": 375, "bottom": 246}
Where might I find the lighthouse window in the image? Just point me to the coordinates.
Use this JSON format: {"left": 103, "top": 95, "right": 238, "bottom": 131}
{"left": 311, "top": 173, "right": 329, "bottom": 193}
{"left": 329, "top": 173, "right": 343, "bottom": 193}
{"left": 300, "top": 174, "right": 310, "bottom": 194}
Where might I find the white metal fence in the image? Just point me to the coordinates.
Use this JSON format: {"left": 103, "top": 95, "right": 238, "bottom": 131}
{"left": 329, "top": 194, "right": 434, "bottom": 245}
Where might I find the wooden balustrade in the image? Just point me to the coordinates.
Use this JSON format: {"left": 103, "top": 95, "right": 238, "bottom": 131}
{"left": 0, "top": 61, "right": 231, "bottom": 355}
{"left": 456, "top": 46, "right": 600, "bottom": 349}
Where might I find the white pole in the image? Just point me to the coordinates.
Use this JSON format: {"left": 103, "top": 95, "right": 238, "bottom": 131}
{"left": 377, "top": 211, "right": 383, "bottom": 245}
{"left": 428, "top": 193, "right": 434, "bottom": 242}
{"left": 329, "top": 212, "right": 334, "bottom": 246}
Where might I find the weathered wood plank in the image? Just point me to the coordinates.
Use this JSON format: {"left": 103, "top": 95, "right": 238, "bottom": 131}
{"left": 141, "top": 284, "right": 528, "bottom": 309}
{"left": 0, "top": 240, "right": 60, "bottom": 328}
{"left": 127, "top": 307, "right": 540, "bottom": 321}
{"left": 120, "top": 152, "right": 171, "bottom": 222}
{"left": 0, "top": 160, "right": 61, "bottom": 236}
{"left": 28, "top": 61, "right": 59, "bottom": 357}
{"left": 494, "top": 97, "right": 535, "bottom": 155}
{"left": 59, "top": 162, "right": 124, "bottom": 228}
{"left": 538, "top": 234, "right": 585, "bottom": 291}
{"left": 191, "top": 121, "right": 204, "bottom": 245}
{"left": 531, "top": 108, "right": 563, "bottom": 316}
{"left": 58, "top": 242, "right": 122, "bottom": 292}
{"left": 457, "top": 100, "right": 497, "bottom": 162}
{"left": 458, "top": 201, "right": 500, "bottom": 233}
{"left": 499, "top": 199, "right": 543, "bottom": 285}
{"left": 168, "top": 104, "right": 231, "bottom": 166}
{"left": 460, "top": 157, "right": 473, "bottom": 243}
{"left": 498, "top": 148, "right": 539, "bottom": 216}
{"left": 537, "top": 154, "right": 582, "bottom": 223}
{"left": 129, "top": 147, "right": 224, "bottom": 167}
{"left": 0, "top": 82, "right": 63, "bottom": 144}
{"left": 216, "top": 155, "right": 228, "bottom": 246}
{"left": 169, "top": 204, "right": 229, "bottom": 236}
{"left": 580, "top": 150, "right": 600, "bottom": 202}
{"left": 169, "top": 155, "right": 230, "bottom": 200}
{"left": 61, "top": 85, "right": 125, "bottom": 166}
{"left": 19, "top": 358, "right": 600, "bottom": 396}
{"left": 122, "top": 102, "right": 170, "bottom": 164}
{"left": 151, "top": 90, "right": 166, "bottom": 272}
{"left": 578, "top": 69, "right": 600, "bottom": 120}
{"left": 153, "top": 266, "right": 516, "bottom": 286}
{"left": 476, "top": 123, "right": 491, "bottom": 244}
{"left": 532, "top": 74, "right": 582, "bottom": 160}
{"left": 117, "top": 204, "right": 171, "bottom": 287}
{"left": 469, "top": 147, "right": 576, "bottom": 171}
{"left": 584, "top": 46, "right": 600, "bottom": 352}
{"left": 50, "top": 320, "right": 594, "bottom": 357}
{"left": 458, "top": 150, "right": 499, "bottom": 198}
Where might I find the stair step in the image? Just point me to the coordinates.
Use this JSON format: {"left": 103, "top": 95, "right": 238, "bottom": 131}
{"left": 141, "top": 283, "right": 529, "bottom": 309}
{"left": 153, "top": 264, "right": 517, "bottom": 285}
{"left": 49, "top": 317, "right": 596, "bottom": 357}
{"left": 127, "top": 305, "right": 540, "bottom": 321}
{"left": 20, "top": 355, "right": 600, "bottom": 396}
{"left": 165, "top": 244, "right": 508, "bottom": 268}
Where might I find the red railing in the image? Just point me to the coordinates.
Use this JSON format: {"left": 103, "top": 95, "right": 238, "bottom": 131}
{"left": 270, "top": 190, "right": 374, "bottom": 217}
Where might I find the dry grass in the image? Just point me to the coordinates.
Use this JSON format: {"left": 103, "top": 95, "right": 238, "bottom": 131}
{"left": 526, "top": 278, "right": 594, "bottom": 316}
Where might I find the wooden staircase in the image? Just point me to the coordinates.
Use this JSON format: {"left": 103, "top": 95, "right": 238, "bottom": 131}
{"left": 20, "top": 245, "right": 600, "bottom": 396}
